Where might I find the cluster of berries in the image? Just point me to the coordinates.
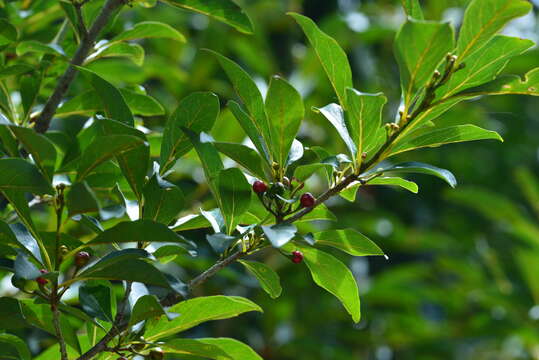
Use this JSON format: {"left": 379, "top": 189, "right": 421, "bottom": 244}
{"left": 252, "top": 180, "right": 315, "bottom": 208}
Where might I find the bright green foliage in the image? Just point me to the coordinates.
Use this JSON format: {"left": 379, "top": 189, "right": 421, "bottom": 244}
{"left": 239, "top": 260, "right": 282, "bottom": 299}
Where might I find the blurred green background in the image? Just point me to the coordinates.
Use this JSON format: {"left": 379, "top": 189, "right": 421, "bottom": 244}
{"left": 4, "top": 0, "right": 539, "bottom": 359}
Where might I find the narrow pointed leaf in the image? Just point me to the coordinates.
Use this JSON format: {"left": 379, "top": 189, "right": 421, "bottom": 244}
{"left": 395, "top": 19, "right": 454, "bottom": 107}
{"left": 313, "top": 229, "right": 384, "bottom": 257}
{"left": 314, "top": 103, "right": 356, "bottom": 157}
{"left": 164, "top": 338, "right": 231, "bottom": 359}
{"left": 265, "top": 76, "right": 304, "bottom": 168}
{"left": 160, "top": 92, "right": 220, "bottom": 173}
{"left": 456, "top": 0, "right": 532, "bottom": 63}
{"left": 239, "top": 260, "right": 282, "bottom": 299}
{"left": 145, "top": 295, "right": 263, "bottom": 341}
{"left": 196, "top": 338, "right": 263, "bottom": 360}
{"left": 161, "top": 0, "right": 253, "bottom": 34}
{"left": 217, "top": 168, "right": 251, "bottom": 234}
{"left": 0, "top": 158, "right": 54, "bottom": 194}
{"left": 461, "top": 68, "right": 539, "bottom": 97}
{"left": 401, "top": 0, "right": 424, "bottom": 20}
{"left": 214, "top": 142, "right": 268, "bottom": 180}
{"left": 289, "top": 13, "right": 352, "bottom": 108}
{"left": 112, "top": 21, "right": 186, "bottom": 43}
{"left": 389, "top": 124, "right": 502, "bottom": 157}
{"left": 366, "top": 162, "right": 457, "bottom": 187}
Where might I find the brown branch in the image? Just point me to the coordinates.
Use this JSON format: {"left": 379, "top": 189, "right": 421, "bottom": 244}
{"left": 34, "top": 0, "right": 125, "bottom": 133}
{"left": 51, "top": 294, "right": 68, "bottom": 360}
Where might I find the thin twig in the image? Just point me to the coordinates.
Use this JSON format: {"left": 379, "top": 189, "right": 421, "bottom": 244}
{"left": 51, "top": 294, "right": 69, "bottom": 360}
{"left": 34, "top": 0, "right": 125, "bottom": 133}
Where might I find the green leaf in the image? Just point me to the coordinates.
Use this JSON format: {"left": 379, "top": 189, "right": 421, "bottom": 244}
{"left": 313, "top": 229, "right": 384, "bottom": 257}
{"left": 345, "top": 89, "right": 387, "bottom": 163}
{"left": 143, "top": 173, "right": 185, "bottom": 225}
{"left": 77, "top": 67, "right": 134, "bottom": 126}
{"left": 145, "top": 295, "right": 263, "bottom": 341}
{"left": 262, "top": 224, "right": 297, "bottom": 248}
{"left": 16, "top": 41, "right": 64, "bottom": 57}
{"left": 401, "top": 0, "right": 424, "bottom": 20}
{"left": 217, "top": 168, "right": 251, "bottom": 234}
{"left": 206, "top": 233, "right": 237, "bottom": 253}
{"left": 111, "top": 21, "right": 186, "bottom": 43}
{"left": 389, "top": 124, "right": 502, "bottom": 157}
{"left": 57, "top": 89, "right": 165, "bottom": 117}
{"left": 295, "top": 244, "right": 361, "bottom": 323}
{"left": 0, "top": 158, "right": 54, "bottom": 195}
{"left": 366, "top": 162, "right": 457, "bottom": 188}
{"left": 214, "top": 142, "right": 269, "bottom": 180}
{"left": 295, "top": 203, "right": 337, "bottom": 223}
{"left": 289, "top": 13, "right": 353, "bottom": 108}
{"left": 76, "top": 249, "right": 170, "bottom": 288}
{"left": 89, "top": 42, "right": 145, "bottom": 66}
{"left": 239, "top": 260, "right": 282, "bottom": 299}
{"left": 395, "top": 19, "right": 454, "bottom": 107}
{"left": 79, "top": 282, "right": 114, "bottom": 322}
{"left": 210, "top": 51, "right": 272, "bottom": 160}
{"left": 196, "top": 338, "right": 263, "bottom": 360}
{"left": 94, "top": 118, "right": 150, "bottom": 201}
{"left": 66, "top": 181, "right": 99, "bottom": 217}
{"left": 160, "top": 92, "right": 220, "bottom": 173}
{"left": 367, "top": 177, "right": 419, "bottom": 193}
{"left": 19, "top": 74, "right": 41, "bottom": 118}
{"left": 438, "top": 35, "right": 534, "bottom": 97}
{"left": 164, "top": 338, "right": 231, "bottom": 359}
{"left": 184, "top": 130, "right": 224, "bottom": 199}
{"left": 0, "top": 19, "right": 18, "bottom": 45}
{"left": 314, "top": 104, "right": 356, "bottom": 157}
{"left": 265, "top": 76, "right": 304, "bottom": 168}
{"left": 0, "top": 334, "right": 31, "bottom": 360}
{"left": 86, "top": 219, "right": 194, "bottom": 248}
{"left": 128, "top": 294, "right": 167, "bottom": 328}
{"left": 293, "top": 163, "right": 333, "bottom": 182}
{"left": 5, "top": 125, "right": 57, "bottom": 182}
{"left": 461, "top": 67, "right": 539, "bottom": 97}
{"left": 76, "top": 135, "right": 145, "bottom": 181}
{"left": 0, "top": 65, "right": 33, "bottom": 79}
{"left": 456, "top": 0, "right": 532, "bottom": 64}
{"left": 227, "top": 100, "right": 271, "bottom": 163}
{"left": 161, "top": 0, "right": 254, "bottom": 34}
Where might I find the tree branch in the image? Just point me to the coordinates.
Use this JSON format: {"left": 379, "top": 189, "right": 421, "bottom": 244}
{"left": 34, "top": 0, "right": 125, "bottom": 133}
{"left": 51, "top": 296, "right": 68, "bottom": 360}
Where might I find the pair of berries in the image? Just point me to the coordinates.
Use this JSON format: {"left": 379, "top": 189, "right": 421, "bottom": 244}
{"left": 35, "top": 251, "right": 90, "bottom": 286}
{"left": 252, "top": 180, "right": 315, "bottom": 208}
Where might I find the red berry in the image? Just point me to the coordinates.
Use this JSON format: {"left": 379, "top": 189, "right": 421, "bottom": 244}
{"left": 36, "top": 277, "right": 48, "bottom": 285}
{"left": 252, "top": 180, "right": 268, "bottom": 194}
{"left": 75, "top": 251, "right": 90, "bottom": 267}
{"left": 39, "top": 269, "right": 47, "bottom": 274}
{"left": 291, "top": 250, "right": 303, "bottom": 264}
{"left": 300, "top": 192, "right": 315, "bottom": 208}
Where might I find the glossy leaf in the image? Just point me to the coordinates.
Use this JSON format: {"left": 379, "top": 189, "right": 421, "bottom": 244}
{"left": 214, "top": 142, "right": 268, "bottom": 180}
{"left": 16, "top": 41, "right": 64, "bottom": 57}
{"left": 206, "top": 233, "right": 237, "bottom": 254}
{"left": 0, "top": 334, "right": 31, "bottom": 360}
{"left": 366, "top": 162, "right": 457, "bottom": 188}
{"left": 262, "top": 224, "right": 297, "bottom": 248}
{"left": 161, "top": 0, "right": 254, "bottom": 34}
{"left": 128, "top": 294, "right": 167, "bottom": 327}
{"left": 395, "top": 19, "right": 454, "bottom": 106}
{"left": 66, "top": 181, "right": 99, "bottom": 217}
{"left": 145, "top": 295, "right": 263, "bottom": 341}
{"left": 196, "top": 338, "right": 263, "bottom": 360}
{"left": 314, "top": 103, "right": 356, "bottom": 157}
{"left": 439, "top": 35, "right": 534, "bottom": 97}
{"left": 111, "top": 21, "right": 186, "bottom": 43}
{"left": 0, "top": 19, "right": 18, "bottom": 45}
{"left": 239, "top": 260, "right": 282, "bottom": 299}
{"left": 456, "top": 0, "right": 532, "bottom": 63}
{"left": 0, "top": 158, "right": 54, "bottom": 195}
{"left": 57, "top": 89, "right": 165, "bottom": 117}
{"left": 77, "top": 67, "right": 134, "bottom": 126}
{"left": 401, "top": 0, "right": 424, "bottom": 20}
{"left": 265, "top": 76, "right": 304, "bottom": 168}
{"left": 210, "top": 51, "right": 272, "bottom": 160}
{"left": 79, "top": 282, "right": 114, "bottom": 322}
{"left": 90, "top": 42, "right": 145, "bottom": 66}
{"left": 367, "top": 177, "right": 419, "bottom": 193}
{"left": 217, "top": 168, "right": 251, "bottom": 234}
{"left": 160, "top": 92, "right": 220, "bottom": 173}
{"left": 143, "top": 173, "right": 185, "bottom": 225}
{"left": 389, "top": 125, "right": 502, "bottom": 157}
{"left": 86, "top": 219, "right": 194, "bottom": 248}
{"left": 164, "top": 338, "right": 231, "bottom": 359}
{"left": 345, "top": 89, "right": 387, "bottom": 163}
{"left": 461, "top": 67, "right": 539, "bottom": 97}
{"left": 313, "top": 229, "right": 384, "bottom": 257}
{"left": 76, "top": 135, "right": 145, "bottom": 181}
{"left": 296, "top": 244, "right": 361, "bottom": 323}
{"left": 289, "top": 13, "right": 352, "bottom": 108}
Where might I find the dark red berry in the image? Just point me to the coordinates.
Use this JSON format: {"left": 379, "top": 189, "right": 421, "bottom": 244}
{"left": 149, "top": 349, "right": 164, "bottom": 360}
{"left": 39, "top": 269, "right": 47, "bottom": 274}
{"left": 36, "top": 269, "right": 48, "bottom": 285}
{"left": 291, "top": 250, "right": 303, "bottom": 264}
{"left": 75, "top": 251, "right": 90, "bottom": 267}
{"left": 252, "top": 180, "right": 268, "bottom": 194}
{"left": 300, "top": 192, "right": 315, "bottom": 208}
